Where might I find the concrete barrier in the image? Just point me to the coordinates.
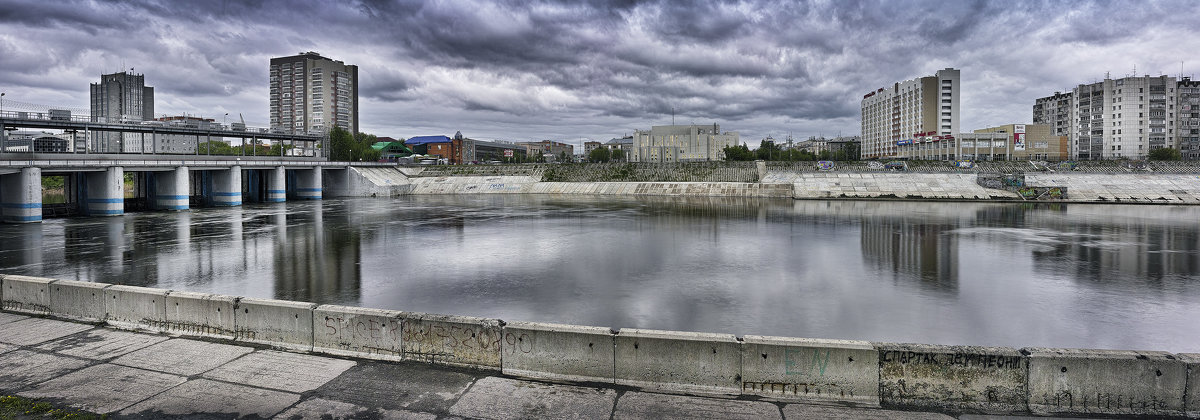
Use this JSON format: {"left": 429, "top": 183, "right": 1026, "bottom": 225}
{"left": 1, "top": 274, "right": 52, "bottom": 314}
{"left": 501, "top": 321, "right": 615, "bottom": 384}
{"left": 1182, "top": 353, "right": 1200, "bottom": 417}
{"left": 233, "top": 297, "right": 317, "bottom": 352}
{"left": 49, "top": 280, "right": 109, "bottom": 322}
{"left": 104, "top": 285, "right": 169, "bottom": 331}
{"left": 614, "top": 328, "right": 741, "bottom": 395}
{"left": 163, "top": 291, "right": 238, "bottom": 339}
{"left": 877, "top": 343, "right": 1027, "bottom": 413}
{"left": 400, "top": 312, "right": 502, "bottom": 370}
{"left": 313, "top": 305, "right": 404, "bottom": 361}
{"left": 1026, "top": 347, "right": 1186, "bottom": 417}
{"left": 740, "top": 336, "right": 878, "bottom": 404}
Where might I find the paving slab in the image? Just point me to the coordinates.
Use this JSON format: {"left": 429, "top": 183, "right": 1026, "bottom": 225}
{"left": 119, "top": 378, "right": 300, "bottom": 419}
{"left": 0, "top": 350, "right": 92, "bottom": 393}
{"left": 782, "top": 404, "right": 954, "bottom": 419}
{"left": 0, "top": 317, "right": 93, "bottom": 345}
{"left": 203, "top": 349, "right": 356, "bottom": 393}
{"left": 112, "top": 338, "right": 255, "bottom": 376}
{"left": 613, "top": 391, "right": 782, "bottom": 420}
{"left": 0, "top": 311, "right": 28, "bottom": 325}
{"left": 449, "top": 376, "right": 617, "bottom": 420}
{"left": 18, "top": 363, "right": 185, "bottom": 414}
{"left": 312, "top": 360, "right": 479, "bottom": 414}
{"left": 35, "top": 327, "right": 169, "bottom": 360}
{"left": 274, "top": 397, "right": 437, "bottom": 420}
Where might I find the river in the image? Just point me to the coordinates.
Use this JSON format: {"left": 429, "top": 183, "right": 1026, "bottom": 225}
{"left": 1, "top": 195, "right": 1197, "bottom": 353}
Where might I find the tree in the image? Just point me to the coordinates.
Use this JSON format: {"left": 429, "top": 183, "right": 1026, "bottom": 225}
{"left": 588, "top": 147, "right": 612, "bottom": 163}
{"left": 329, "top": 127, "right": 382, "bottom": 161}
{"left": 558, "top": 151, "right": 571, "bottom": 163}
{"left": 722, "top": 144, "right": 755, "bottom": 161}
{"left": 611, "top": 148, "right": 625, "bottom": 162}
{"left": 756, "top": 140, "right": 783, "bottom": 161}
{"left": 1148, "top": 147, "right": 1182, "bottom": 161}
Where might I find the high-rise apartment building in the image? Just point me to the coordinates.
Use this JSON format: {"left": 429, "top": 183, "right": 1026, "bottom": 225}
{"left": 269, "top": 52, "right": 358, "bottom": 135}
{"left": 1033, "top": 92, "right": 1072, "bottom": 138}
{"left": 1178, "top": 77, "right": 1200, "bottom": 160}
{"left": 90, "top": 71, "right": 154, "bottom": 153}
{"left": 1068, "top": 75, "right": 1176, "bottom": 160}
{"left": 860, "top": 68, "right": 960, "bottom": 160}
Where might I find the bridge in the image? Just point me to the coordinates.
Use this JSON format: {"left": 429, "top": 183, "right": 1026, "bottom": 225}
{"left": 0, "top": 111, "right": 389, "bottom": 223}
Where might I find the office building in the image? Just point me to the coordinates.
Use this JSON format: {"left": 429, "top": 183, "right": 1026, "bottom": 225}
{"left": 630, "top": 124, "right": 739, "bottom": 162}
{"left": 90, "top": 71, "right": 155, "bottom": 153}
{"left": 860, "top": 68, "right": 960, "bottom": 159}
{"left": 270, "top": 52, "right": 358, "bottom": 135}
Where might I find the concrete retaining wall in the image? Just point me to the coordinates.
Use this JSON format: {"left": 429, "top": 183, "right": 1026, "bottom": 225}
{"left": 614, "top": 328, "right": 742, "bottom": 395}
{"left": 741, "top": 336, "right": 879, "bottom": 404}
{"left": 1026, "top": 348, "right": 1187, "bottom": 416}
{"left": 4, "top": 273, "right": 1199, "bottom": 417}
{"left": 501, "top": 321, "right": 615, "bottom": 384}
{"left": 877, "top": 343, "right": 1028, "bottom": 413}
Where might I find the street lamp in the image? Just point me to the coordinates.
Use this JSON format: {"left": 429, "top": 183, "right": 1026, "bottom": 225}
{"left": 1, "top": 92, "right": 5, "bottom": 116}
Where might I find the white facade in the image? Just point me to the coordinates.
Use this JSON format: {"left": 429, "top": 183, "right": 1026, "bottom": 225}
{"left": 270, "top": 52, "right": 358, "bottom": 136}
{"left": 860, "top": 68, "right": 959, "bottom": 159}
{"left": 1070, "top": 75, "right": 1176, "bottom": 160}
{"left": 630, "top": 124, "right": 739, "bottom": 162}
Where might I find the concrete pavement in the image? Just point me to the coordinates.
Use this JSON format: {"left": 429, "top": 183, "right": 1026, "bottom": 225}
{"left": 0, "top": 311, "right": 1103, "bottom": 419}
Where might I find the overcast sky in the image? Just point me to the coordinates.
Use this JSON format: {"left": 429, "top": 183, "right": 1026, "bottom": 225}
{"left": 1, "top": 0, "right": 1198, "bottom": 148}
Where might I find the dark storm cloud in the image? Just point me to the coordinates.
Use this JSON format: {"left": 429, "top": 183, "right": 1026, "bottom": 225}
{"left": 1, "top": 0, "right": 1198, "bottom": 142}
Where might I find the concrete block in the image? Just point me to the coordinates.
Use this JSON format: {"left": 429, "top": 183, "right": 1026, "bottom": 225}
{"left": 401, "top": 312, "right": 503, "bottom": 370}
{"left": 104, "top": 285, "right": 169, "bottom": 331}
{"left": 614, "top": 328, "right": 741, "bottom": 396}
{"left": 1180, "top": 353, "right": 1200, "bottom": 417}
{"left": 1027, "top": 347, "right": 1186, "bottom": 417}
{"left": 49, "top": 280, "right": 109, "bottom": 322}
{"left": 877, "top": 343, "right": 1027, "bottom": 413}
{"left": 1, "top": 274, "right": 52, "bottom": 314}
{"left": 234, "top": 297, "right": 317, "bottom": 351}
{"left": 741, "top": 335, "right": 878, "bottom": 404}
{"left": 163, "top": 291, "right": 238, "bottom": 339}
{"left": 501, "top": 321, "right": 615, "bottom": 384}
{"left": 313, "top": 304, "right": 404, "bottom": 361}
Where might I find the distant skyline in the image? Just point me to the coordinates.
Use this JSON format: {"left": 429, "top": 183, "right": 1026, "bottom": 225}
{"left": 2, "top": 0, "right": 1199, "bottom": 149}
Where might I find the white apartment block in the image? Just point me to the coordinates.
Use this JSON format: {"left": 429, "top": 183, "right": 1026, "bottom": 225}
{"left": 269, "top": 52, "right": 358, "bottom": 136}
{"left": 860, "top": 68, "right": 960, "bottom": 159}
{"left": 1179, "top": 77, "right": 1200, "bottom": 160}
{"left": 1069, "top": 75, "right": 1177, "bottom": 160}
{"left": 630, "top": 124, "right": 739, "bottom": 162}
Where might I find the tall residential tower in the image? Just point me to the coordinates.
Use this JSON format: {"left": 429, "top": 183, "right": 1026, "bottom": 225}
{"left": 269, "top": 52, "right": 358, "bottom": 135}
{"left": 860, "top": 68, "right": 960, "bottom": 160}
{"left": 90, "top": 71, "right": 155, "bottom": 153}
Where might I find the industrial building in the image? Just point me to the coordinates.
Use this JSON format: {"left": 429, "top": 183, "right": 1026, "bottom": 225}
{"left": 860, "top": 68, "right": 960, "bottom": 159}
{"left": 630, "top": 124, "right": 739, "bottom": 162}
{"left": 406, "top": 132, "right": 526, "bottom": 164}
{"left": 270, "top": 52, "right": 358, "bottom": 136}
{"left": 515, "top": 140, "right": 574, "bottom": 161}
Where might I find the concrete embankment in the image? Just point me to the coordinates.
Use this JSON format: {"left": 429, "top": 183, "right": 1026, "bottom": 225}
{"left": 337, "top": 165, "right": 1200, "bottom": 204}
{"left": 4, "top": 273, "right": 1198, "bottom": 417}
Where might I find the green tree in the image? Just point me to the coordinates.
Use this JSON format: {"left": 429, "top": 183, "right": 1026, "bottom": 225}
{"left": 199, "top": 141, "right": 234, "bottom": 155}
{"left": 756, "top": 140, "right": 784, "bottom": 161}
{"left": 558, "top": 151, "right": 571, "bottom": 163}
{"left": 611, "top": 148, "right": 625, "bottom": 162}
{"left": 588, "top": 147, "right": 612, "bottom": 163}
{"left": 1148, "top": 147, "right": 1181, "bottom": 161}
{"left": 722, "top": 144, "right": 755, "bottom": 161}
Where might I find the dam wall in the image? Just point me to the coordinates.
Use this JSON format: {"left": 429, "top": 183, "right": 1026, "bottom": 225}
{"left": 4, "top": 273, "right": 1198, "bottom": 417}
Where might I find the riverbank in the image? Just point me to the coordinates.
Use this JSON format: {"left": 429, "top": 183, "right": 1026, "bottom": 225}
{"left": 3, "top": 274, "right": 1197, "bottom": 418}
{"left": 338, "top": 162, "right": 1200, "bottom": 204}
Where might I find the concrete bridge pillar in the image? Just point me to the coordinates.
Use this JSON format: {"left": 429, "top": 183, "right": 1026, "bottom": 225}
{"left": 152, "top": 166, "right": 189, "bottom": 210}
{"left": 84, "top": 167, "right": 124, "bottom": 216}
{"left": 267, "top": 166, "right": 286, "bottom": 202}
{"left": 1, "top": 167, "right": 43, "bottom": 223}
{"left": 211, "top": 166, "right": 242, "bottom": 206}
{"left": 324, "top": 167, "right": 349, "bottom": 198}
{"left": 293, "top": 168, "right": 322, "bottom": 200}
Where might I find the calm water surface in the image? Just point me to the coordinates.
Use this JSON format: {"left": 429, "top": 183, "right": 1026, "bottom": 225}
{"left": 2, "top": 196, "right": 1198, "bottom": 353}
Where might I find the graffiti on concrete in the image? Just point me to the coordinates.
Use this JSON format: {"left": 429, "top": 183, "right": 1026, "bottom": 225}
{"left": 954, "top": 160, "right": 975, "bottom": 169}
{"left": 785, "top": 348, "right": 830, "bottom": 376}
{"left": 867, "top": 161, "right": 885, "bottom": 170}
{"left": 816, "top": 161, "right": 835, "bottom": 171}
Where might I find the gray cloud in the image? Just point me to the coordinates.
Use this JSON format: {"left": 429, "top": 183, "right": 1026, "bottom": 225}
{"left": 1, "top": 0, "right": 1198, "bottom": 145}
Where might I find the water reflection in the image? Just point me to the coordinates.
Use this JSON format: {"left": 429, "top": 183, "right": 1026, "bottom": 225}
{"left": 2, "top": 196, "right": 1199, "bottom": 352}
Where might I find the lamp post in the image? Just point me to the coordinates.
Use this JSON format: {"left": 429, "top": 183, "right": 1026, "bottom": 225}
{"left": 1, "top": 92, "right": 5, "bottom": 116}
